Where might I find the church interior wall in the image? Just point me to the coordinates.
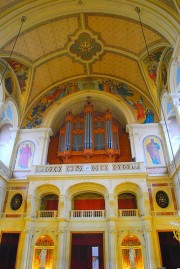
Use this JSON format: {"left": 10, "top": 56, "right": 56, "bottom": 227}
{"left": 0, "top": 1, "right": 179, "bottom": 268}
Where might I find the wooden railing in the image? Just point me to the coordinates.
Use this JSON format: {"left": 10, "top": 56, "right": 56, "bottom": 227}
{"left": 70, "top": 210, "right": 106, "bottom": 218}
{"left": 118, "top": 209, "right": 139, "bottom": 217}
{"left": 37, "top": 210, "right": 58, "bottom": 218}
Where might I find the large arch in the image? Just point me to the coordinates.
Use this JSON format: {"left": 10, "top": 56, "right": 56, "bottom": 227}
{"left": 44, "top": 90, "right": 137, "bottom": 134}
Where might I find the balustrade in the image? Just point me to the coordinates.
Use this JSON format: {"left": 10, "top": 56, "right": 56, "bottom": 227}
{"left": 37, "top": 210, "right": 57, "bottom": 218}
{"left": 70, "top": 210, "right": 105, "bottom": 218}
{"left": 32, "top": 162, "right": 145, "bottom": 175}
{"left": 118, "top": 209, "right": 139, "bottom": 217}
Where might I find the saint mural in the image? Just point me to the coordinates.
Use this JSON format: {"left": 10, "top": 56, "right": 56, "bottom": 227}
{"left": 144, "top": 136, "right": 165, "bottom": 166}
{"left": 15, "top": 141, "right": 34, "bottom": 170}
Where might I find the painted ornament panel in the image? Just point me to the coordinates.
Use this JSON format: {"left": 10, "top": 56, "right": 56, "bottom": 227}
{"left": 22, "top": 79, "right": 157, "bottom": 129}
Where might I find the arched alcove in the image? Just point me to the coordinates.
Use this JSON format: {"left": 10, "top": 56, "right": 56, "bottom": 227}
{"left": 47, "top": 92, "right": 134, "bottom": 164}
{"left": 35, "top": 184, "right": 60, "bottom": 218}
{"left": 115, "top": 182, "right": 142, "bottom": 217}
{"left": 73, "top": 192, "right": 105, "bottom": 210}
{"left": 67, "top": 182, "right": 107, "bottom": 218}
{"left": 32, "top": 235, "right": 54, "bottom": 269}
{"left": 121, "top": 235, "right": 144, "bottom": 269}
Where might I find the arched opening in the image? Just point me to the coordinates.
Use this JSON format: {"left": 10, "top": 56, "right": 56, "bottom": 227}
{"left": 71, "top": 192, "right": 105, "bottom": 218}
{"left": 121, "top": 235, "right": 143, "bottom": 269}
{"left": 32, "top": 235, "right": 54, "bottom": 269}
{"left": 118, "top": 193, "right": 138, "bottom": 217}
{"left": 38, "top": 194, "right": 59, "bottom": 218}
{"left": 47, "top": 96, "right": 131, "bottom": 164}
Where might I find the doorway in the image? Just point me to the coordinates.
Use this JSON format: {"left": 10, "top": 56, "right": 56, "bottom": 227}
{"left": 0, "top": 233, "right": 20, "bottom": 269}
{"left": 158, "top": 232, "right": 180, "bottom": 269}
{"left": 70, "top": 233, "right": 104, "bottom": 269}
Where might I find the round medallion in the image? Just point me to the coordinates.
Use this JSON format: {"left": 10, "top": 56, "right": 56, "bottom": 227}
{"left": 156, "top": 191, "right": 169, "bottom": 208}
{"left": 10, "top": 193, "right": 23, "bottom": 210}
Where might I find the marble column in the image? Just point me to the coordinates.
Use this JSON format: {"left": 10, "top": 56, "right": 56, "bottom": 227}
{"left": 108, "top": 193, "right": 118, "bottom": 218}
{"left": 108, "top": 227, "right": 118, "bottom": 269}
{"left": 19, "top": 221, "right": 33, "bottom": 269}
{"left": 56, "top": 229, "right": 66, "bottom": 269}
{"left": 170, "top": 93, "right": 180, "bottom": 127}
{"left": 142, "top": 219, "right": 157, "bottom": 269}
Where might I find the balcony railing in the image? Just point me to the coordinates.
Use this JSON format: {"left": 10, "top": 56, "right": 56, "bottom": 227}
{"left": 32, "top": 162, "right": 145, "bottom": 176}
{"left": 70, "top": 210, "right": 106, "bottom": 218}
{"left": 118, "top": 209, "right": 139, "bottom": 217}
{"left": 37, "top": 210, "right": 58, "bottom": 218}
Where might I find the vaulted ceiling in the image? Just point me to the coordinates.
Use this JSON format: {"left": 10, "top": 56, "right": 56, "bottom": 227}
{"left": 0, "top": 0, "right": 179, "bottom": 129}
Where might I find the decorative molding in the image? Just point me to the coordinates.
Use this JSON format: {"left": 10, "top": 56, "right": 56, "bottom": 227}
{"left": 32, "top": 162, "right": 145, "bottom": 175}
{"left": 68, "top": 30, "right": 103, "bottom": 63}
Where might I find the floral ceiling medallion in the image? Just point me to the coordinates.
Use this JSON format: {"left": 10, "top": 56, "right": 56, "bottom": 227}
{"left": 68, "top": 31, "right": 103, "bottom": 63}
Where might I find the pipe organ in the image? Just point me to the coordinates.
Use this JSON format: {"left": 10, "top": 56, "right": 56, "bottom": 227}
{"left": 57, "top": 97, "right": 120, "bottom": 163}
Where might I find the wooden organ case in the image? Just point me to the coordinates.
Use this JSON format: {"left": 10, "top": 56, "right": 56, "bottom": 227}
{"left": 57, "top": 97, "right": 121, "bottom": 163}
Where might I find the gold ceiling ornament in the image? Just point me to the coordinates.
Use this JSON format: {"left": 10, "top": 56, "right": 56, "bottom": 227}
{"left": 68, "top": 30, "right": 104, "bottom": 64}
{"left": 170, "top": 218, "right": 180, "bottom": 243}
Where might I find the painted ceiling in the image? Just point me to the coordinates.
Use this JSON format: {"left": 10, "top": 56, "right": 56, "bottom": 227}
{"left": 0, "top": 0, "right": 179, "bottom": 129}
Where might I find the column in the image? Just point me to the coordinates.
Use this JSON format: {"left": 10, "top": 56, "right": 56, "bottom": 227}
{"left": 58, "top": 194, "right": 66, "bottom": 218}
{"left": 41, "top": 128, "right": 53, "bottom": 164}
{"left": 160, "top": 121, "right": 173, "bottom": 162}
{"left": 108, "top": 193, "right": 118, "bottom": 218}
{"left": 108, "top": 227, "right": 118, "bottom": 269}
{"left": 173, "top": 171, "right": 180, "bottom": 211}
{"left": 9, "top": 127, "right": 20, "bottom": 168}
{"left": 18, "top": 221, "right": 33, "bottom": 269}
{"left": 126, "top": 124, "right": 142, "bottom": 162}
{"left": 126, "top": 125, "right": 136, "bottom": 160}
{"left": 62, "top": 228, "right": 71, "bottom": 269}
{"left": 142, "top": 219, "right": 157, "bottom": 269}
{"left": 56, "top": 229, "right": 66, "bottom": 269}
{"left": 140, "top": 192, "right": 151, "bottom": 216}
{"left": 170, "top": 93, "right": 180, "bottom": 127}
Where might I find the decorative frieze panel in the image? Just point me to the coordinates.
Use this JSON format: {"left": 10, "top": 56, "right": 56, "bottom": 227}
{"left": 32, "top": 162, "right": 145, "bottom": 175}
